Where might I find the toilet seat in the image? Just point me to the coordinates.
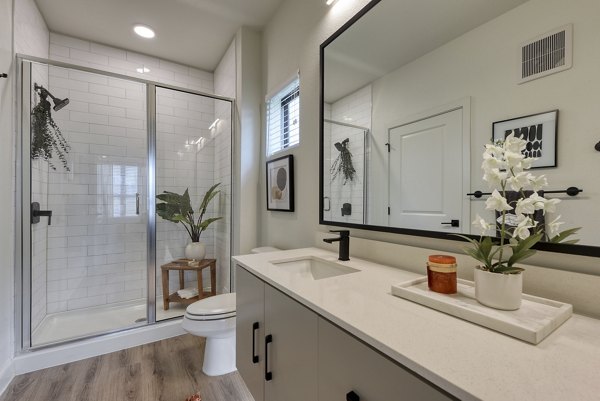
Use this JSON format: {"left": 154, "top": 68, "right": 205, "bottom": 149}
{"left": 185, "top": 293, "right": 236, "bottom": 321}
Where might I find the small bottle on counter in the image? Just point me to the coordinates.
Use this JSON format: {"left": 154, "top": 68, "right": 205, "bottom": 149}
{"left": 427, "top": 255, "right": 457, "bottom": 294}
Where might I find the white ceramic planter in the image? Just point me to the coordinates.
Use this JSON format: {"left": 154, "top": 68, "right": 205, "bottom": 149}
{"left": 474, "top": 267, "right": 523, "bottom": 310}
{"left": 185, "top": 242, "right": 206, "bottom": 261}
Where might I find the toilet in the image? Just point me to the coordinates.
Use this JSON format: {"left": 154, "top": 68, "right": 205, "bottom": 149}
{"left": 182, "top": 246, "right": 280, "bottom": 376}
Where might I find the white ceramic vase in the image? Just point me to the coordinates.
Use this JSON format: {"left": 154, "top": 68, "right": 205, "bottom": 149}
{"left": 185, "top": 241, "right": 206, "bottom": 261}
{"left": 474, "top": 267, "right": 522, "bottom": 310}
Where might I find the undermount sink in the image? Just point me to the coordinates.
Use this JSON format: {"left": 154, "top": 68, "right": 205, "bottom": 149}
{"left": 270, "top": 256, "right": 359, "bottom": 280}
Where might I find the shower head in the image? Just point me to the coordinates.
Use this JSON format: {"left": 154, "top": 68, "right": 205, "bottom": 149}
{"left": 52, "top": 97, "right": 69, "bottom": 111}
{"left": 34, "top": 83, "right": 70, "bottom": 112}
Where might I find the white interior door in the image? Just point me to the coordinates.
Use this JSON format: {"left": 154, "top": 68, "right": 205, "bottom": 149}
{"left": 388, "top": 109, "right": 464, "bottom": 232}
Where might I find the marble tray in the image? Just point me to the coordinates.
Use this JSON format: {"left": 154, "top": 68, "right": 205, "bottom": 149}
{"left": 391, "top": 277, "right": 572, "bottom": 344}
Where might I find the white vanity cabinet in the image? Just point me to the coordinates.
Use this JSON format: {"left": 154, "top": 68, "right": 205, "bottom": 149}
{"left": 236, "top": 265, "right": 318, "bottom": 401}
{"left": 236, "top": 265, "right": 453, "bottom": 401}
{"left": 318, "top": 318, "right": 454, "bottom": 401}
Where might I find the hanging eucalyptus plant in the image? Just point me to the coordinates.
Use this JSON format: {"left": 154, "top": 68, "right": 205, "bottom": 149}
{"left": 30, "top": 94, "right": 71, "bottom": 171}
{"left": 330, "top": 138, "right": 356, "bottom": 185}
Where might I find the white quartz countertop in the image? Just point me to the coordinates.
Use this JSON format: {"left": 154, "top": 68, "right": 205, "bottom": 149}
{"left": 233, "top": 248, "right": 600, "bottom": 401}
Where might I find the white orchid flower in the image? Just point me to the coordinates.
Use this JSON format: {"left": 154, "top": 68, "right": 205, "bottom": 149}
{"left": 547, "top": 215, "right": 565, "bottom": 237}
{"left": 543, "top": 198, "right": 561, "bottom": 214}
{"left": 515, "top": 197, "right": 535, "bottom": 215}
{"left": 482, "top": 152, "right": 505, "bottom": 171}
{"left": 529, "top": 174, "right": 548, "bottom": 191}
{"left": 506, "top": 171, "right": 530, "bottom": 191}
{"left": 521, "top": 157, "right": 536, "bottom": 170}
{"left": 503, "top": 133, "right": 527, "bottom": 153}
{"left": 504, "top": 150, "right": 525, "bottom": 169}
{"left": 485, "top": 189, "right": 513, "bottom": 212}
{"left": 472, "top": 214, "right": 493, "bottom": 235}
{"left": 483, "top": 169, "right": 507, "bottom": 189}
{"left": 513, "top": 215, "right": 535, "bottom": 240}
{"left": 484, "top": 143, "right": 504, "bottom": 158}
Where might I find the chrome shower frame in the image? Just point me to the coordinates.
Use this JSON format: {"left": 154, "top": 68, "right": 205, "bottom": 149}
{"left": 15, "top": 55, "right": 236, "bottom": 352}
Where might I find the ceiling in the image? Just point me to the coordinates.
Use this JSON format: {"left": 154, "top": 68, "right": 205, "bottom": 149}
{"left": 35, "top": 0, "right": 284, "bottom": 71}
{"left": 324, "top": 0, "right": 529, "bottom": 102}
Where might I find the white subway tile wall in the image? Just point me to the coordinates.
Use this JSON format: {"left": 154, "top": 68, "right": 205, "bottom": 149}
{"left": 42, "top": 64, "right": 148, "bottom": 316}
{"left": 16, "top": 0, "right": 52, "bottom": 333}
{"left": 17, "top": 33, "right": 234, "bottom": 324}
{"left": 325, "top": 85, "right": 372, "bottom": 224}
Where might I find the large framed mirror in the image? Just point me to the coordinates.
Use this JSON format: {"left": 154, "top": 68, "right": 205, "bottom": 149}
{"left": 319, "top": 0, "right": 600, "bottom": 257}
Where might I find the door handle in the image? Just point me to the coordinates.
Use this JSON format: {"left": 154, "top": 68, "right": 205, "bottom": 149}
{"left": 441, "top": 219, "right": 459, "bottom": 227}
{"left": 346, "top": 391, "right": 360, "bottom": 401}
{"left": 252, "top": 322, "right": 259, "bottom": 364}
{"left": 31, "top": 202, "right": 52, "bottom": 225}
{"left": 136, "top": 193, "right": 140, "bottom": 215}
{"left": 265, "top": 334, "right": 273, "bottom": 381}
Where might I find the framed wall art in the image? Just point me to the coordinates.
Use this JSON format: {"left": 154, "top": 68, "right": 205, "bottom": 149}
{"left": 492, "top": 110, "right": 558, "bottom": 169}
{"left": 266, "top": 155, "right": 294, "bottom": 212}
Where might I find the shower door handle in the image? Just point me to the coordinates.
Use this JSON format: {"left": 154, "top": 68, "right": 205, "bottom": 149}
{"left": 31, "top": 202, "right": 52, "bottom": 225}
{"left": 136, "top": 193, "right": 140, "bottom": 215}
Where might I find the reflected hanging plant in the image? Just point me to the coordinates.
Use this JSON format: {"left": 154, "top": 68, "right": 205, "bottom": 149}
{"left": 30, "top": 90, "right": 71, "bottom": 171}
{"left": 330, "top": 138, "right": 356, "bottom": 185}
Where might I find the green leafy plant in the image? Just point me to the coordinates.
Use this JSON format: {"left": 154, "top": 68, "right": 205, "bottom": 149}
{"left": 156, "top": 183, "right": 222, "bottom": 242}
{"left": 31, "top": 96, "right": 70, "bottom": 171}
{"left": 454, "top": 134, "right": 579, "bottom": 274}
{"left": 330, "top": 138, "right": 356, "bottom": 185}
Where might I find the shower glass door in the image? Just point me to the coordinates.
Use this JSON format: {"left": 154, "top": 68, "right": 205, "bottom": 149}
{"left": 23, "top": 61, "right": 149, "bottom": 346}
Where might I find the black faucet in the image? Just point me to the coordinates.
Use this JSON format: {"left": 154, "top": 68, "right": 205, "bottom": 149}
{"left": 323, "top": 230, "right": 350, "bottom": 261}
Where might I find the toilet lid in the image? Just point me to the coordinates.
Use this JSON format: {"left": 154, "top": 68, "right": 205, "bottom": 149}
{"left": 186, "top": 293, "right": 236, "bottom": 317}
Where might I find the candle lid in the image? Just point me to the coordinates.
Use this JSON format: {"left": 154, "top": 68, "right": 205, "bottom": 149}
{"left": 428, "top": 254, "right": 456, "bottom": 264}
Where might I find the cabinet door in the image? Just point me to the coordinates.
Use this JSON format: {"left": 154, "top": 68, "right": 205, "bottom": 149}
{"left": 318, "top": 318, "right": 454, "bottom": 401}
{"left": 236, "top": 266, "right": 265, "bottom": 401}
{"left": 264, "top": 285, "right": 318, "bottom": 401}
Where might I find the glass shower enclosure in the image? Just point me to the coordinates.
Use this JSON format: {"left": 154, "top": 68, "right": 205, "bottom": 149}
{"left": 17, "top": 56, "right": 234, "bottom": 348}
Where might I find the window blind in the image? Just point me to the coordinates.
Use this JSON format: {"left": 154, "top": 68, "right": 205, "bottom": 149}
{"left": 266, "top": 76, "right": 300, "bottom": 156}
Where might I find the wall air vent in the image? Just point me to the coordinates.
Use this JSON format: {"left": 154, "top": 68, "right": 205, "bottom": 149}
{"left": 519, "top": 24, "right": 572, "bottom": 84}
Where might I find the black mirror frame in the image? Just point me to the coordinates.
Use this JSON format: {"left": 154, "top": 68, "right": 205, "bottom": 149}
{"left": 318, "top": 0, "right": 600, "bottom": 258}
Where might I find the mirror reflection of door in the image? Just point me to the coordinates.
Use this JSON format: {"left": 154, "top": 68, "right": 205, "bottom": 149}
{"left": 388, "top": 108, "right": 463, "bottom": 231}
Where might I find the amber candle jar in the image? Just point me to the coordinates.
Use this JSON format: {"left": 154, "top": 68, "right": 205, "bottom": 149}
{"left": 427, "top": 255, "right": 457, "bottom": 294}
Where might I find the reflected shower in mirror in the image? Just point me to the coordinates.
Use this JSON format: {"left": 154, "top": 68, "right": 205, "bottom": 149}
{"left": 320, "top": 0, "right": 600, "bottom": 253}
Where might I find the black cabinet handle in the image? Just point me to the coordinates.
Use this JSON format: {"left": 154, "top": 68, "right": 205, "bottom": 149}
{"left": 346, "top": 390, "right": 360, "bottom": 401}
{"left": 252, "top": 322, "right": 259, "bottom": 364}
{"left": 0, "top": 73, "right": 7, "bottom": 78}
{"left": 441, "top": 219, "right": 459, "bottom": 227}
{"left": 265, "top": 334, "right": 273, "bottom": 381}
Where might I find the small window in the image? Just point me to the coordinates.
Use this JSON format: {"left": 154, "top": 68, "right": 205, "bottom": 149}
{"left": 266, "top": 76, "right": 300, "bottom": 156}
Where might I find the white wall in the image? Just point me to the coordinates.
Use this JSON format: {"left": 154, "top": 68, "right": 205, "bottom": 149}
{"left": 234, "top": 27, "right": 262, "bottom": 257}
{"left": 0, "top": 0, "right": 14, "bottom": 393}
{"left": 260, "top": 0, "right": 600, "bottom": 275}
{"left": 214, "top": 39, "right": 236, "bottom": 292}
{"left": 260, "top": 0, "right": 372, "bottom": 249}
{"left": 368, "top": 0, "right": 600, "bottom": 246}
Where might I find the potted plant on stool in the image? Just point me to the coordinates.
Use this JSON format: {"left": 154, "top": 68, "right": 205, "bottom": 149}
{"left": 156, "top": 183, "right": 222, "bottom": 261}
{"left": 456, "top": 134, "right": 578, "bottom": 310}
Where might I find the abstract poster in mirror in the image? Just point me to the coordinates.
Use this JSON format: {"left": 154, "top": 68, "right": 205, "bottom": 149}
{"left": 267, "top": 155, "right": 294, "bottom": 212}
{"left": 319, "top": 0, "right": 600, "bottom": 255}
{"left": 492, "top": 110, "right": 558, "bottom": 169}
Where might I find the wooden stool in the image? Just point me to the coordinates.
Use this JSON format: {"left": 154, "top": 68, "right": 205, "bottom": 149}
{"left": 160, "top": 258, "right": 217, "bottom": 310}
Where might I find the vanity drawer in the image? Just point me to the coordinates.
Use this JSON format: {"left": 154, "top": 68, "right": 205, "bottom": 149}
{"left": 317, "top": 318, "right": 454, "bottom": 401}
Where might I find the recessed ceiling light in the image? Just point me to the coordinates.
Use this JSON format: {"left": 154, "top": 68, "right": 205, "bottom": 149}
{"left": 136, "top": 66, "right": 150, "bottom": 74}
{"left": 133, "top": 24, "right": 155, "bottom": 39}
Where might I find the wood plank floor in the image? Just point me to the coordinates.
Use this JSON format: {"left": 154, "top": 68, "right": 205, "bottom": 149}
{"left": 1, "top": 335, "right": 255, "bottom": 401}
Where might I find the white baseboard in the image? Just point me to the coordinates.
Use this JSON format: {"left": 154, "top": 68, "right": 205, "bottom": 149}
{"left": 14, "top": 319, "right": 186, "bottom": 375}
{"left": 0, "top": 359, "right": 15, "bottom": 399}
